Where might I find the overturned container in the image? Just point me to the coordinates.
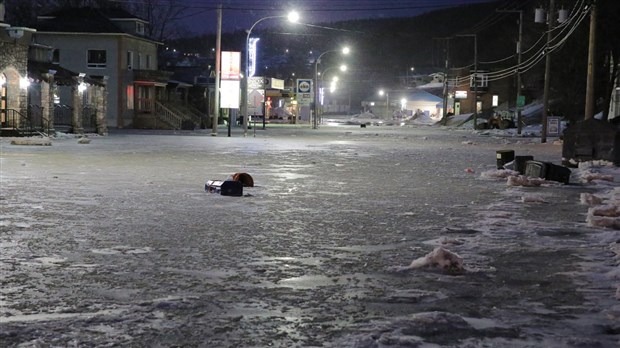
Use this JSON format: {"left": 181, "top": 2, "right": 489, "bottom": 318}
{"left": 205, "top": 180, "right": 243, "bottom": 196}
{"left": 524, "top": 160, "right": 571, "bottom": 184}
{"left": 205, "top": 173, "right": 253, "bottom": 197}
{"left": 496, "top": 150, "right": 515, "bottom": 169}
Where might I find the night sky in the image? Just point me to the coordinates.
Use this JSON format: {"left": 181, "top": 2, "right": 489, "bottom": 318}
{"left": 180, "top": 0, "right": 498, "bottom": 34}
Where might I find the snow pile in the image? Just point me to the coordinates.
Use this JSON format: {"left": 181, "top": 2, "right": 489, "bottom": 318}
{"left": 521, "top": 194, "right": 548, "bottom": 203}
{"left": 576, "top": 161, "right": 616, "bottom": 183}
{"left": 580, "top": 193, "right": 603, "bottom": 205}
{"left": 409, "top": 113, "right": 442, "bottom": 126}
{"left": 573, "top": 161, "right": 620, "bottom": 229}
{"left": 479, "top": 169, "right": 519, "bottom": 180}
{"left": 409, "top": 246, "right": 464, "bottom": 272}
{"left": 10, "top": 137, "right": 52, "bottom": 146}
{"left": 506, "top": 175, "right": 547, "bottom": 187}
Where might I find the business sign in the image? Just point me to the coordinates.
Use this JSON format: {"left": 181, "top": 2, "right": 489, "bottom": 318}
{"left": 220, "top": 80, "right": 240, "bottom": 109}
{"left": 296, "top": 79, "right": 312, "bottom": 94}
{"left": 247, "top": 76, "right": 265, "bottom": 116}
{"left": 221, "top": 51, "right": 240, "bottom": 80}
{"left": 455, "top": 90, "right": 468, "bottom": 99}
{"left": 268, "top": 78, "right": 284, "bottom": 90}
{"left": 296, "top": 79, "right": 313, "bottom": 106}
{"left": 248, "top": 76, "right": 265, "bottom": 90}
{"left": 248, "top": 38, "right": 260, "bottom": 78}
{"left": 547, "top": 116, "right": 560, "bottom": 137}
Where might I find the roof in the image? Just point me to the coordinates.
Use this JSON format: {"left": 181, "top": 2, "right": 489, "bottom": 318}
{"left": 364, "top": 89, "right": 443, "bottom": 103}
{"left": 28, "top": 60, "right": 103, "bottom": 86}
{"left": 35, "top": 7, "right": 146, "bottom": 35}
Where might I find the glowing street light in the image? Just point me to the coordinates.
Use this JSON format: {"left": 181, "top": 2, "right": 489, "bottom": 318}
{"left": 313, "top": 46, "right": 350, "bottom": 129}
{"left": 400, "top": 98, "right": 407, "bottom": 110}
{"left": 241, "top": 11, "right": 299, "bottom": 136}
{"left": 319, "top": 64, "right": 347, "bottom": 112}
{"left": 379, "top": 89, "right": 389, "bottom": 119}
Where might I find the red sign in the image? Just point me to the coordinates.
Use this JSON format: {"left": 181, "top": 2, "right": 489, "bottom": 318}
{"left": 221, "top": 51, "right": 241, "bottom": 80}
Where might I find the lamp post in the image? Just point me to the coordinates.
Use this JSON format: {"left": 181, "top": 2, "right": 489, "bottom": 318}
{"left": 457, "top": 34, "right": 478, "bottom": 129}
{"left": 242, "top": 11, "right": 299, "bottom": 137}
{"left": 379, "top": 89, "right": 389, "bottom": 119}
{"left": 319, "top": 64, "right": 347, "bottom": 115}
{"left": 313, "top": 47, "right": 349, "bottom": 129}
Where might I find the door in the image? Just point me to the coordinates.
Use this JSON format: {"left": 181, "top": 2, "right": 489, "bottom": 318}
{"left": 1, "top": 74, "right": 7, "bottom": 127}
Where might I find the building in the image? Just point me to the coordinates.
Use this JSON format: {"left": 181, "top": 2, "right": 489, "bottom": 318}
{"left": 1, "top": 2, "right": 107, "bottom": 136}
{"left": 33, "top": 7, "right": 190, "bottom": 130}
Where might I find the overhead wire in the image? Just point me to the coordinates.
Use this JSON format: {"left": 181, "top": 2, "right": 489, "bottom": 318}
{"left": 450, "top": 0, "right": 590, "bottom": 85}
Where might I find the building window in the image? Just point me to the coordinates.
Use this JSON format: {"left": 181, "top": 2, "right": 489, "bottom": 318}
{"left": 136, "top": 22, "right": 145, "bottom": 35}
{"left": 470, "top": 73, "right": 488, "bottom": 88}
{"left": 87, "top": 50, "right": 107, "bottom": 69}
{"left": 146, "top": 55, "right": 151, "bottom": 69}
{"left": 127, "top": 51, "right": 134, "bottom": 70}
{"left": 52, "top": 49, "right": 60, "bottom": 64}
{"left": 127, "top": 85, "right": 134, "bottom": 109}
{"left": 138, "top": 53, "right": 143, "bottom": 69}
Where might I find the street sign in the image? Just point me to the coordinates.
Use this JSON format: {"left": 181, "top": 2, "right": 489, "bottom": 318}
{"left": 517, "top": 95, "right": 525, "bottom": 108}
{"left": 296, "top": 79, "right": 313, "bottom": 106}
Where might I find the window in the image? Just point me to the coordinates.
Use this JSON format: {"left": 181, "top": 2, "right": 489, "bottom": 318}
{"left": 127, "top": 51, "right": 134, "bottom": 70}
{"left": 87, "top": 50, "right": 107, "bottom": 68}
{"left": 52, "top": 49, "right": 60, "bottom": 64}
{"left": 126, "top": 85, "right": 134, "bottom": 109}
{"left": 146, "top": 55, "right": 151, "bottom": 69}
{"left": 470, "top": 73, "right": 488, "bottom": 88}
{"left": 136, "top": 22, "right": 145, "bottom": 35}
{"left": 138, "top": 53, "right": 143, "bottom": 69}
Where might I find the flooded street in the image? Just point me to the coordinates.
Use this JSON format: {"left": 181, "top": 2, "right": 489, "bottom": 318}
{"left": 1, "top": 125, "right": 618, "bottom": 347}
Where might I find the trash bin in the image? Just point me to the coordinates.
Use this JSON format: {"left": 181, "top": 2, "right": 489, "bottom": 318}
{"left": 524, "top": 160, "right": 571, "bottom": 184}
{"left": 205, "top": 180, "right": 243, "bottom": 196}
{"left": 515, "top": 155, "right": 534, "bottom": 174}
{"left": 496, "top": 150, "right": 515, "bottom": 169}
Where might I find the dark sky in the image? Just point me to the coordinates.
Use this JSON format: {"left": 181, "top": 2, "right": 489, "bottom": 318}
{"left": 180, "top": 0, "right": 498, "bottom": 34}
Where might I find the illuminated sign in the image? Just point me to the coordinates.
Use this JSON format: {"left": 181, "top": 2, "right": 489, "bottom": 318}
{"left": 221, "top": 51, "right": 240, "bottom": 80}
{"left": 220, "top": 80, "right": 240, "bottom": 109}
{"left": 455, "top": 90, "right": 468, "bottom": 99}
{"left": 248, "top": 38, "right": 260, "bottom": 78}
{"left": 492, "top": 95, "right": 499, "bottom": 107}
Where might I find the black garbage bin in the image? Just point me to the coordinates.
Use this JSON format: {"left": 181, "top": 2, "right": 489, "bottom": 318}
{"left": 496, "top": 150, "right": 515, "bottom": 169}
{"left": 205, "top": 180, "right": 243, "bottom": 196}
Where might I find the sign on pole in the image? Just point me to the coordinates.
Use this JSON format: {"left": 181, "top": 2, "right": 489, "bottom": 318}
{"left": 296, "top": 79, "right": 313, "bottom": 106}
{"left": 220, "top": 51, "right": 240, "bottom": 109}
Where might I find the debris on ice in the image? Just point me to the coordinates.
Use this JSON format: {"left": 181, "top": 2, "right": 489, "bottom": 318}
{"left": 409, "top": 246, "right": 464, "bottom": 272}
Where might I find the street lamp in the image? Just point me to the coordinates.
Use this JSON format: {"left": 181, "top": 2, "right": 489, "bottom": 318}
{"left": 319, "top": 64, "right": 347, "bottom": 112}
{"left": 378, "top": 89, "right": 389, "bottom": 119}
{"left": 313, "top": 46, "right": 350, "bottom": 129}
{"left": 456, "top": 34, "right": 478, "bottom": 129}
{"left": 241, "top": 11, "right": 299, "bottom": 136}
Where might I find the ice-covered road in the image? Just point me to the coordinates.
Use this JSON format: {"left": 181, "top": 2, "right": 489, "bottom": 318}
{"left": 1, "top": 125, "right": 618, "bottom": 347}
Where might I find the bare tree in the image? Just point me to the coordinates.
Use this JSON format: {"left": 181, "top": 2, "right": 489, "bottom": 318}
{"left": 126, "top": 0, "right": 189, "bottom": 42}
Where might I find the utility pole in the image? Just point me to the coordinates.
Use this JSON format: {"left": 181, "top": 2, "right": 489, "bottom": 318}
{"left": 499, "top": 9, "right": 524, "bottom": 134}
{"left": 455, "top": 34, "right": 477, "bottom": 128}
{"left": 439, "top": 38, "right": 451, "bottom": 126}
{"left": 541, "top": 0, "right": 555, "bottom": 143}
{"left": 212, "top": 4, "right": 222, "bottom": 136}
{"left": 516, "top": 10, "right": 523, "bottom": 134}
{"left": 584, "top": 1, "right": 597, "bottom": 120}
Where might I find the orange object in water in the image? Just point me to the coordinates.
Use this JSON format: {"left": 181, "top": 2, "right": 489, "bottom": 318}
{"left": 232, "top": 172, "right": 254, "bottom": 187}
